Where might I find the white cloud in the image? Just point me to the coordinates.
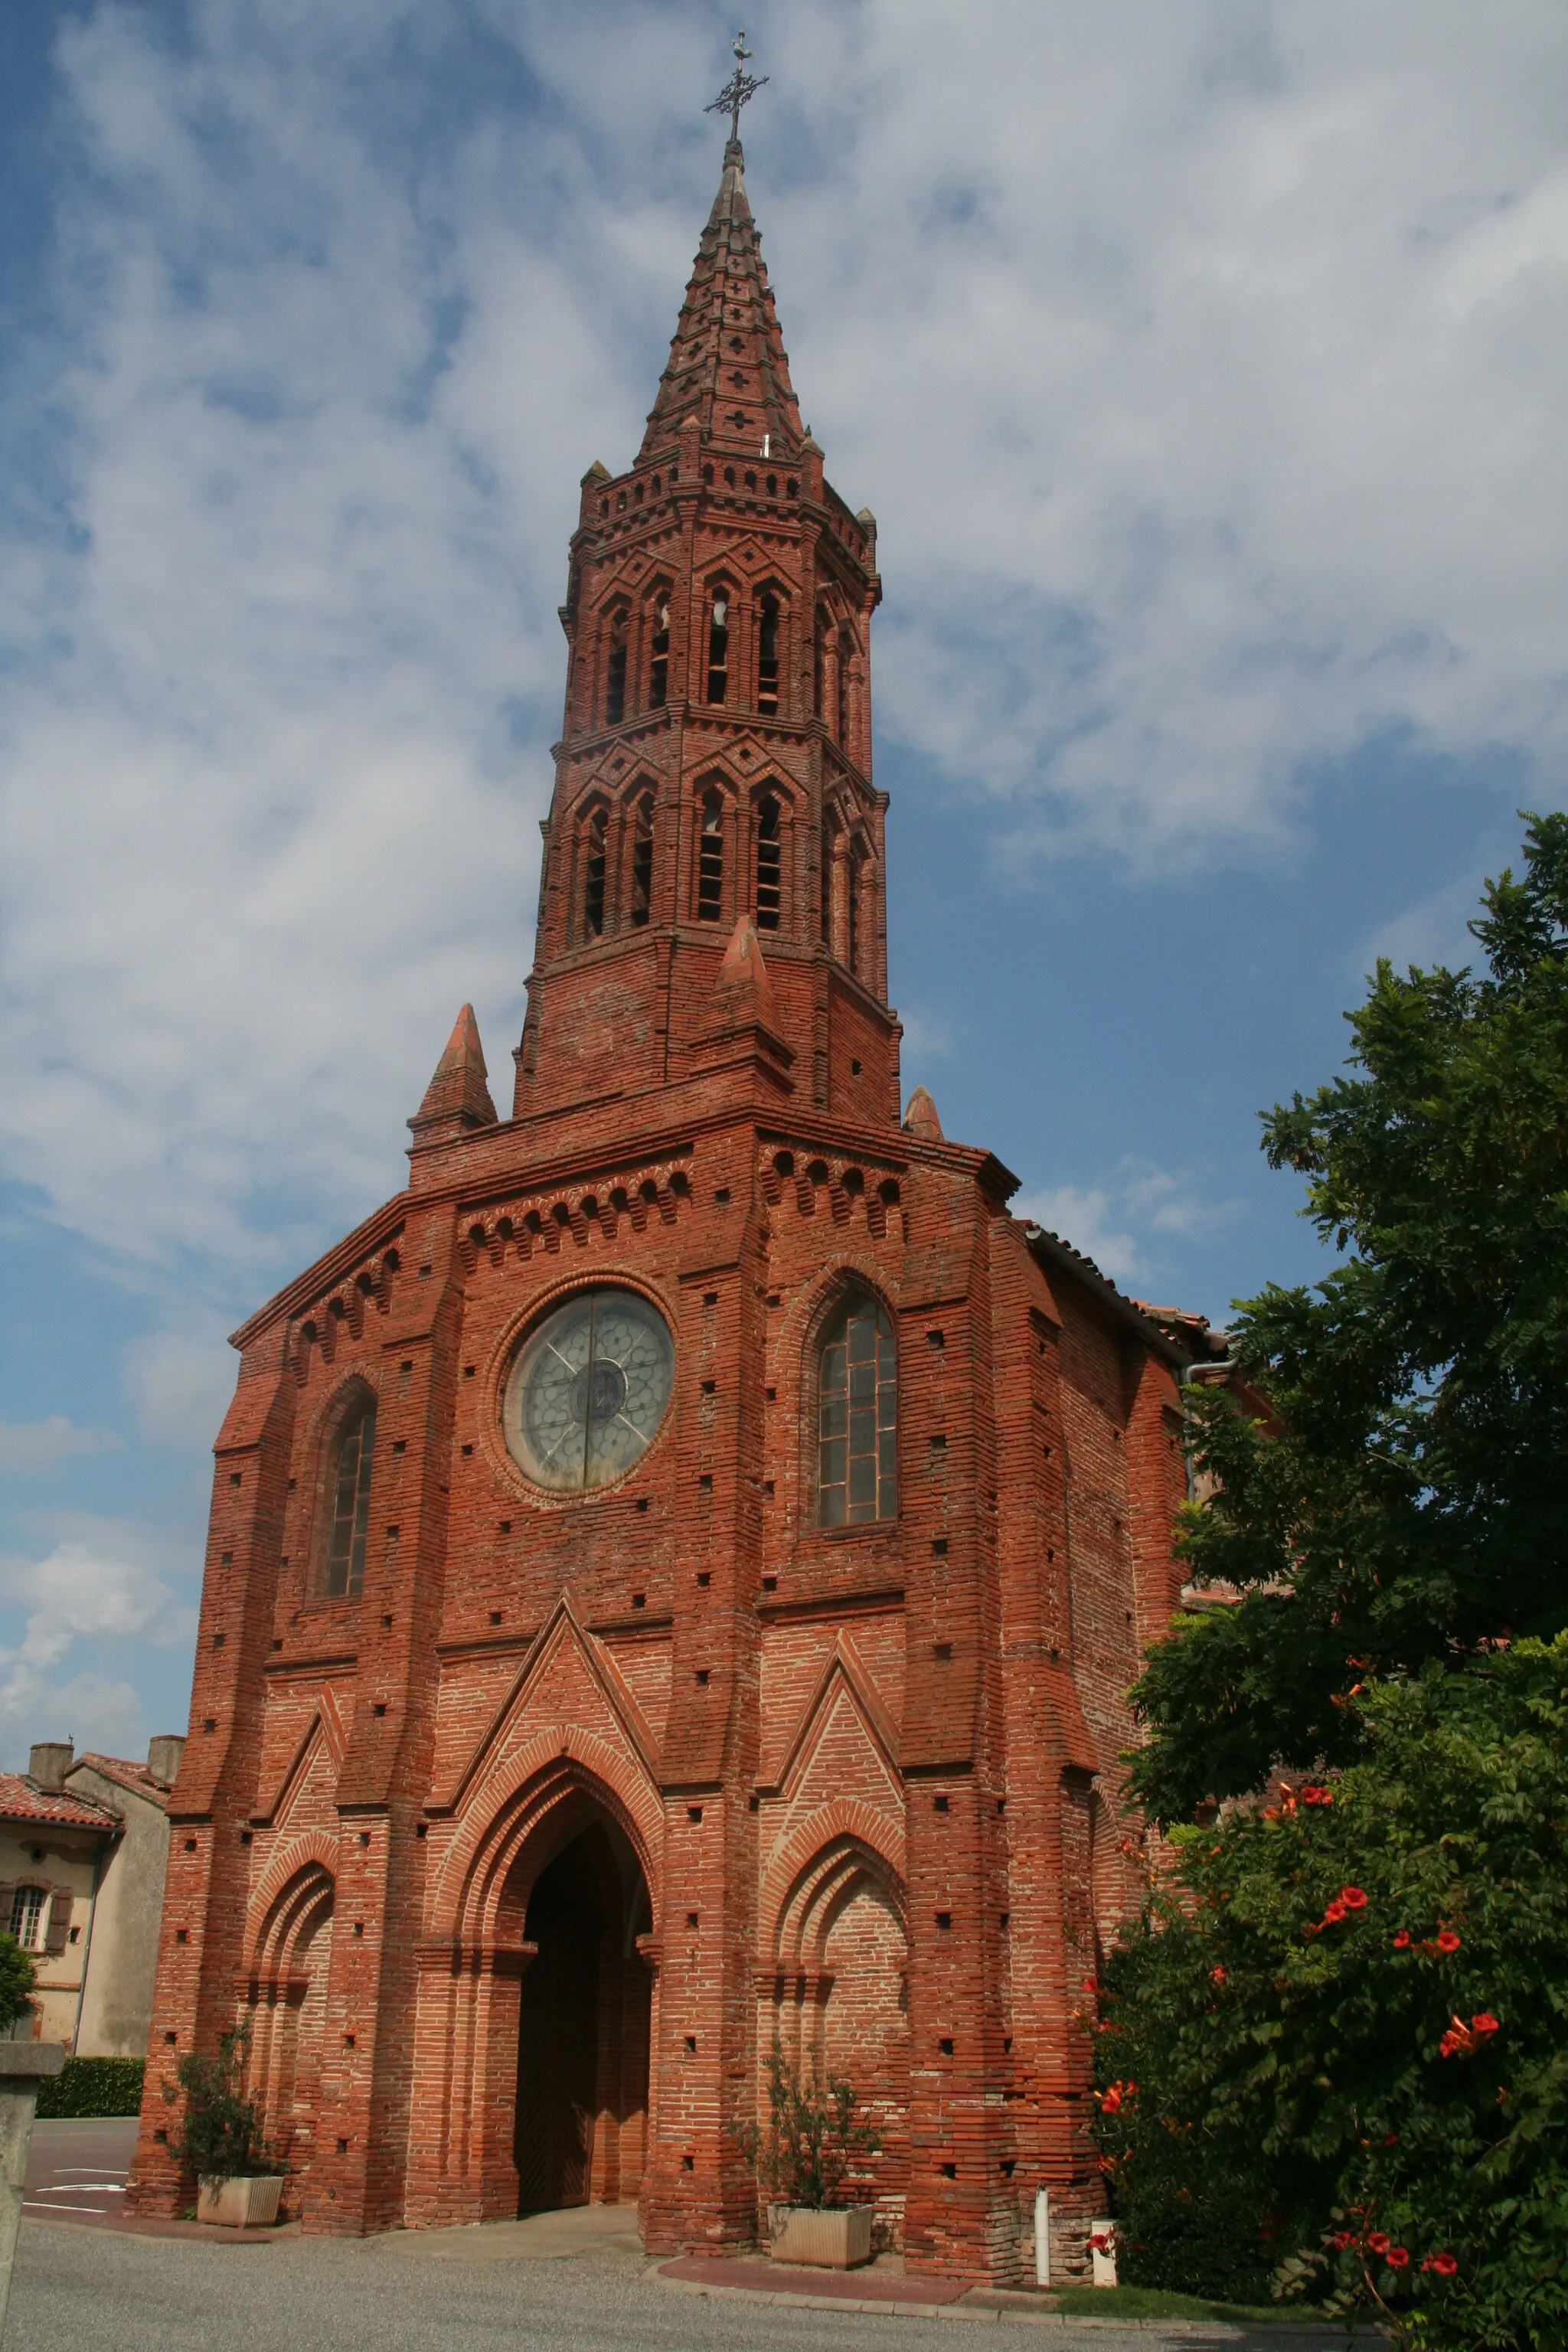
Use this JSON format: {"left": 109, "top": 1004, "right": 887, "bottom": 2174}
{"left": 1017, "top": 1158, "right": 1236, "bottom": 1288}
{"left": 0, "top": 0, "right": 1563, "bottom": 1307}
{"left": 0, "top": 1523, "right": 194, "bottom": 1671}
{"left": 0, "top": 1666, "right": 149, "bottom": 1770}
{"left": 1357, "top": 870, "right": 1488, "bottom": 981}
{"left": 1017, "top": 1184, "right": 1140, "bottom": 1286}
{"left": 122, "top": 1326, "right": 238, "bottom": 1449}
{"left": 0, "top": 1418, "right": 116, "bottom": 1475}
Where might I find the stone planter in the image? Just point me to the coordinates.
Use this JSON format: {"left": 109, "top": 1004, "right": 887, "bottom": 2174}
{"left": 198, "top": 2174, "right": 284, "bottom": 2229}
{"left": 769, "top": 2203, "right": 873, "bottom": 2269}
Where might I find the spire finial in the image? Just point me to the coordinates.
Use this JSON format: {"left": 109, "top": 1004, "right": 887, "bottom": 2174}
{"left": 705, "top": 30, "right": 768, "bottom": 145}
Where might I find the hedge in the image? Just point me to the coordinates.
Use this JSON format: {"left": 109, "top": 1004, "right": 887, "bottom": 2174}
{"left": 35, "top": 2056, "right": 145, "bottom": 2118}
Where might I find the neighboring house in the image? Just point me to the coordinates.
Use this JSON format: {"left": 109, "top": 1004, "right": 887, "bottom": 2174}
{"left": 0, "top": 1737, "right": 183, "bottom": 2054}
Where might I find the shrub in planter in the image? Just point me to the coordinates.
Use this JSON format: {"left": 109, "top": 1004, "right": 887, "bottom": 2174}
{"left": 36, "top": 2057, "right": 145, "bottom": 2119}
{"left": 737, "top": 2041, "right": 877, "bottom": 2265}
{"left": 164, "top": 2020, "right": 280, "bottom": 2220}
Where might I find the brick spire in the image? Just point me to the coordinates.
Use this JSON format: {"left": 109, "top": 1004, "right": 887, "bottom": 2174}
{"left": 409, "top": 1004, "right": 496, "bottom": 1148}
{"left": 637, "top": 140, "right": 803, "bottom": 466}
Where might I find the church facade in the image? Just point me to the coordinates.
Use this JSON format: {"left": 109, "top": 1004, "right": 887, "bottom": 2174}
{"left": 127, "top": 136, "right": 1217, "bottom": 2282}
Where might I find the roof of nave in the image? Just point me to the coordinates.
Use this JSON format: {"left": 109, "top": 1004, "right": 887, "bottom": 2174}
{"left": 638, "top": 138, "right": 805, "bottom": 466}
{"left": 1020, "top": 1220, "right": 1217, "bottom": 1370}
{"left": 0, "top": 1773, "right": 120, "bottom": 1832}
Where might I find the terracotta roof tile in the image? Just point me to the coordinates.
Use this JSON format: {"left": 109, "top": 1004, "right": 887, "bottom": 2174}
{"left": 0, "top": 1773, "right": 119, "bottom": 1831}
{"left": 69, "top": 1755, "right": 174, "bottom": 1815}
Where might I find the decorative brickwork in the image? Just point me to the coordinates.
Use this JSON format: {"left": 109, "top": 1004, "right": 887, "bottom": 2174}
{"left": 125, "top": 134, "right": 1219, "bottom": 2285}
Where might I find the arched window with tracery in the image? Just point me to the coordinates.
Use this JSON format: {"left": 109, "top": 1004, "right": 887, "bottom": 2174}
{"left": 697, "top": 790, "right": 724, "bottom": 922}
{"left": 318, "top": 1390, "right": 376, "bottom": 1599}
{"left": 707, "top": 591, "right": 730, "bottom": 704}
{"left": 818, "top": 1292, "right": 897, "bottom": 1527}
{"left": 629, "top": 793, "right": 654, "bottom": 926}
{"left": 583, "top": 808, "right": 608, "bottom": 938}
{"left": 755, "top": 792, "right": 782, "bottom": 930}
{"left": 757, "top": 594, "right": 780, "bottom": 717}
{"left": 648, "top": 599, "right": 670, "bottom": 710}
{"left": 604, "top": 608, "right": 629, "bottom": 727}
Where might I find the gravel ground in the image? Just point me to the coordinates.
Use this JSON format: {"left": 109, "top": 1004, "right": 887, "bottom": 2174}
{"left": 7, "top": 2221, "right": 1348, "bottom": 2352}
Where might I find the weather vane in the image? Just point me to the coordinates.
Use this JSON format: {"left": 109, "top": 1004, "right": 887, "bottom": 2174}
{"left": 705, "top": 31, "right": 769, "bottom": 143}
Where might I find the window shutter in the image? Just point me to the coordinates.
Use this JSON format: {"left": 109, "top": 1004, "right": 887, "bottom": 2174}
{"left": 44, "top": 1892, "right": 72, "bottom": 1955}
{"left": 0, "top": 1886, "right": 15, "bottom": 1940}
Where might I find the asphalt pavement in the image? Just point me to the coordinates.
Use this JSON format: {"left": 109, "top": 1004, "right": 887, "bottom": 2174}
{"left": 6, "top": 2210, "right": 1357, "bottom": 2352}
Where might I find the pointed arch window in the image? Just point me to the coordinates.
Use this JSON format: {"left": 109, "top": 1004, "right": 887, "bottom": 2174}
{"left": 648, "top": 599, "right": 670, "bottom": 710}
{"left": 583, "top": 808, "right": 608, "bottom": 938}
{"left": 822, "top": 812, "right": 838, "bottom": 946}
{"left": 813, "top": 605, "right": 829, "bottom": 720}
{"left": 757, "top": 593, "right": 780, "bottom": 717}
{"left": 755, "top": 792, "right": 782, "bottom": 930}
{"left": 818, "top": 1292, "right": 897, "bottom": 1527}
{"left": 848, "top": 837, "right": 868, "bottom": 977}
{"left": 707, "top": 593, "right": 730, "bottom": 704}
{"left": 320, "top": 1392, "right": 376, "bottom": 1599}
{"left": 697, "top": 791, "right": 724, "bottom": 922}
{"left": 605, "top": 608, "right": 629, "bottom": 727}
{"left": 629, "top": 793, "right": 655, "bottom": 926}
{"left": 837, "top": 624, "right": 853, "bottom": 749}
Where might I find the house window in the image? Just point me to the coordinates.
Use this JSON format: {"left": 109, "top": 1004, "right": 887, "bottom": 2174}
{"left": 9, "top": 1886, "right": 46, "bottom": 1952}
{"left": 630, "top": 794, "right": 654, "bottom": 926}
{"left": 755, "top": 794, "right": 782, "bottom": 930}
{"left": 697, "top": 792, "right": 724, "bottom": 922}
{"left": 648, "top": 600, "right": 670, "bottom": 709}
{"left": 818, "top": 1293, "right": 897, "bottom": 1527}
{"left": 707, "top": 593, "right": 729, "bottom": 704}
{"left": 321, "top": 1395, "right": 376, "bottom": 1599}
{"left": 757, "top": 594, "right": 779, "bottom": 716}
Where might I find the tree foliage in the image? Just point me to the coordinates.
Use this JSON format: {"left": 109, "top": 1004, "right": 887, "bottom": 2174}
{"left": 1132, "top": 813, "right": 1568, "bottom": 1821}
{"left": 0, "top": 1933, "right": 37, "bottom": 2034}
{"left": 736, "top": 2040, "right": 877, "bottom": 2210}
{"left": 1094, "top": 1644, "right": 1568, "bottom": 2347}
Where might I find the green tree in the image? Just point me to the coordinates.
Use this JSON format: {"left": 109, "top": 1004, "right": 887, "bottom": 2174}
{"left": 1132, "top": 813, "right": 1568, "bottom": 1822}
{"left": 0, "top": 1933, "right": 36, "bottom": 2034}
{"left": 1094, "top": 1642, "right": 1568, "bottom": 2347}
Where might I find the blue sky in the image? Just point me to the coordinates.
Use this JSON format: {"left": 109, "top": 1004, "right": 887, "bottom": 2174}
{"left": 0, "top": 0, "right": 1563, "bottom": 1766}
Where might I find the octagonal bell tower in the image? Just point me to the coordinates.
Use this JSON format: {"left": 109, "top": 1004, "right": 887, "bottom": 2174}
{"left": 518, "top": 137, "right": 897, "bottom": 1132}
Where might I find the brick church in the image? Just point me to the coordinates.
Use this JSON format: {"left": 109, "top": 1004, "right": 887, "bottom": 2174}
{"left": 128, "top": 124, "right": 1220, "bottom": 2282}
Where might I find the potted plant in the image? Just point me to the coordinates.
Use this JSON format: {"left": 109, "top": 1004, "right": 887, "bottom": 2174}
{"left": 737, "top": 2039, "right": 877, "bottom": 2269}
{"left": 165, "top": 2020, "right": 283, "bottom": 2227}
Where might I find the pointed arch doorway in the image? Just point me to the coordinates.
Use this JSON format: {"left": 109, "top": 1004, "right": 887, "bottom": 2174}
{"left": 511, "top": 1805, "right": 652, "bottom": 2213}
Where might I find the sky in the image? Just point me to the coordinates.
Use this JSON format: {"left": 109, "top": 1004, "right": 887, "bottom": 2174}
{"left": 0, "top": 0, "right": 1563, "bottom": 1768}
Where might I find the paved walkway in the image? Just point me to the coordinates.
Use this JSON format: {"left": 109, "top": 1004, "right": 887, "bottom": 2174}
{"left": 8, "top": 2213, "right": 1361, "bottom": 2352}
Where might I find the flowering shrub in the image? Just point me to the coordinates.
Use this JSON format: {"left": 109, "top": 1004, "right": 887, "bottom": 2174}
{"left": 1093, "top": 1641, "right": 1568, "bottom": 2344}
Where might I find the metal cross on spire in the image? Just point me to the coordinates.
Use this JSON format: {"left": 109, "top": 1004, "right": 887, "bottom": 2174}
{"left": 705, "top": 31, "right": 769, "bottom": 143}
